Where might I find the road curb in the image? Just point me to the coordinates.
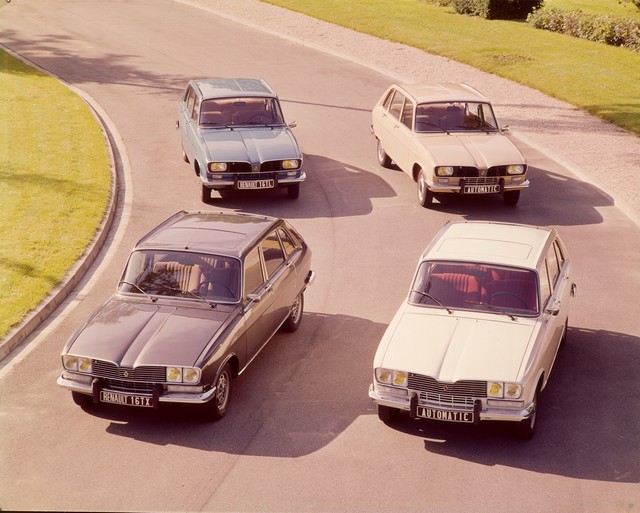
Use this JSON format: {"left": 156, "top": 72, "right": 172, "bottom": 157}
{"left": 0, "top": 46, "right": 121, "bottom": 362}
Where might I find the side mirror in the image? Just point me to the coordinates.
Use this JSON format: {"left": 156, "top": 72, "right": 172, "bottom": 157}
{"left": 288, "top": 121, "right": 298, "bottom": 129}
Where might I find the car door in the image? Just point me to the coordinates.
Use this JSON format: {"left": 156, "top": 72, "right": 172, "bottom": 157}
{"left": 242, "top": 245, "right": 276, "bottom": 362}
{"left": 265, "top": 226, "right": 301, "bottom": 328}
{"left": 538, "top": 239, "right": 572, "bottom": 381}
{"left": 178, "top": 85, "right": 201, "bottom": 164}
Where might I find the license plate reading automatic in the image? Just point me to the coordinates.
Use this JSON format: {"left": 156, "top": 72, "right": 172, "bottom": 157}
{"left": 417, "top": 406, "right": 474, "bottom": 423}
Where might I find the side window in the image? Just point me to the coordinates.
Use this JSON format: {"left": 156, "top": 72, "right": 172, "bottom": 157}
{"left": 400, "top": 99, "right": 414, "bottom": 129}
{"left": 389, "top": 91, "right": 405, "bottom": 120}
{"left": 185, "top": 87, "right": 196, "bottom": 115}
{"left": 546, "top": 242, "right": 560, "bottom": 287}
{"left": 554, "top": 240, "right": 565, "bottom": 268}
{"left": 244, "top": 247, "right": 264, "bottom": 294}
{"left": 539, "top": 260, "right": 552, "bottom": 307}
{"left": 382, "top": 90, "right": 395, "bottom": 111}
{"left": 191, "top": 97, "right": 201, "bottom": 123}
{"left": 261, "top": 231, "right": 286, "bottom": 278}
{"left": 277, "top": 227, "right": 297, "bottom": 257}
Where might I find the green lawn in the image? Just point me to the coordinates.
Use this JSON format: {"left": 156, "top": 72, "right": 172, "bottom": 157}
{"left": 264, "top": 0, "right": 640, "bottom": 136}
{"left": 0, "top": 50, "right": 111, "bottom": 340}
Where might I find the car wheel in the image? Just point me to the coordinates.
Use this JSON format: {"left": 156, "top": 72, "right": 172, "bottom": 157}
{"left": 204, "top": 363, "right": 232, "bottom": 421}
{"left": 287, "top": 183, "right": 300, "bottom": 199}
{"left": 417, "top": 169, "right": 434, "bottom": 208}
{"left": 181, "top": 145, "right": 189, "bottom": 164}
{"left": 503, "top": 190, "right": 520, "bottom": 205}
{"left": 377, "top": 404, "right": 399, "bottom": 424}
{"left": 72, "top": 392, "right": 93, "bottom": 409}
{"left": 201, "top": 184, "right": 211, "bottom": 203}
{"left": 515, "top": 389, "right": 539, "bottom": 440}
{"left": 281, "top": 292, "right": 304, "bottom": 333}
{"left": 377, "top": 139, "right": 392, "bottom": 168}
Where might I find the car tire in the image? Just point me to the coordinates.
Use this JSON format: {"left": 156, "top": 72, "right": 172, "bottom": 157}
{"left": 515, "top": 389, "right": 539, "bottom": 440}
{"left": 281, "top": 292, "right": 304, "bottom": 333}
{"left": 72, "top": 392, "right": 93, "bottom": 409}
{"left": 201, "top": 184, "right": 211, "bottom": 203}
{"left": 377, "top": 404, "right": 399, "bottom": 424}
{"left": 377, "top": 139, "right": 392, "bottom": 168}
{"left": 503, "top": 190, "right": 520, "bottom": 205}
{"left": 287, "top": 183, "right": 300, "bottom": 199}
{"left": 417, "top": 169, "right": 434, "bottom": 208}
{"left": 204, "top": 363, "right": 232, "bottom": 422}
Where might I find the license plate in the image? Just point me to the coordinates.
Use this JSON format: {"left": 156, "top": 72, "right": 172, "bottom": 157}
{"left": 464, "top": 185, "right": 500, "bottom": 194}
{"left": 237, "top": 179, "right": 275, "bottom": 189}
{"left": 100, "top": 391, "right": 153, "bottom": 408}
{"left": 417, "top": 406, "right": 474, "bottom": 423}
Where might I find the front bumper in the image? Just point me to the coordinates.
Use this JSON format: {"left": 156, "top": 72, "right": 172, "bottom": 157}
{"left": 58, "top": 372, "right": 217, "bottom": 408}
{"left": 428, "top": 178, "right": 530, "bottom": 194}
{"left": 202, "top": 170, "right": 306, "bottom": 190}
{"left": 369, "top": 384, "right": 534, "bottom": 423}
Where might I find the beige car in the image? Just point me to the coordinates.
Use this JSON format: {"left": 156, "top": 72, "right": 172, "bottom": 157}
{"left": 371, "top": 82, "right": 528, "bottom": 207}
{"left": 369, "top": 221, "right": 576, "bottom": 439}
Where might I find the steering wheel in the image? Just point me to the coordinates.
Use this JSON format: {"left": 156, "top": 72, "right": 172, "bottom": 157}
{"left": 247, "top": 113, "right": 273, "bottom": 123}
{"left": 198, "top": 280, "right": 235, "bottom": 297}
{"left": 489, "top": 292, "right": 528, "bottom": 309}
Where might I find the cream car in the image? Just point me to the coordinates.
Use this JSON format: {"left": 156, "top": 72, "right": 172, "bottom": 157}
{"left": 371, "top": 82, "right": 528, "bottom": 207}
{"left": 369, "top": 221, "right": 576, "bottom": 439}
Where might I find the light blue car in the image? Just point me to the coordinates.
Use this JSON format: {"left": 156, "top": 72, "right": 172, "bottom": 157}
{"left": 177, "top": 78, "right": 304, "bottom": 202}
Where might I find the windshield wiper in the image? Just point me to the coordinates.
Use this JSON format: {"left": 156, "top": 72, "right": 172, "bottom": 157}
{"left": 166, "top": 287, "right": 217, "bottom": 308}
{"left": 465, "top": 300, "right": 516, "bottom": 321}
{"left": 412, "top": 289, "right": 453, "bottom": 314}
{"left": 119, "top": 280, "right": 157, "bottom": 302}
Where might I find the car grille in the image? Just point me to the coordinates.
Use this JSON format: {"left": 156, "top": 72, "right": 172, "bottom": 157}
{"left": 223, "top": 161, "right": 300, "bottom": 173}
{"left": 92, "top": 360, "right": 165, "bottom": 381}
{"left": 450, "top": 166, "right": 515, "bottom": 178}
{"left": 464, "top": 176, "right": 499, "bottom": 185}
{"left": 236, "top": 172, "right": 276, "bottom": 180}
{"left": 408, "top": 373, "right": 486, "bottom": 409}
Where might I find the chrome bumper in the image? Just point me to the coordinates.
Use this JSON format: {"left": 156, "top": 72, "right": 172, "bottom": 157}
{"left": 57, "top": 373, "right": 217, "bottom": 406}
{"left": 202, "top": 171, "right": 306, "bottom": 189}
{"left": 369, "top": 384, "right": 534, "bottom": 423}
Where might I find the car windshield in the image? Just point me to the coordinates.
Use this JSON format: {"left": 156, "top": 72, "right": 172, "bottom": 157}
{"left": 118, "top": 250, "right": 241, "bottom": 303}
{"left": 199, "top": 97, "right": 285, "bottom": 127}
{"left": 415, "top": 101, "right": 499, "bottom": 133}
{"left": 409, "top": 261, "right": 539, "bottom": 316}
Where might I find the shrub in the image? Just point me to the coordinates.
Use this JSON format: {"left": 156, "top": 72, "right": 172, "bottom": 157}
{"left": 527, "top": 7, "right": 640, "bottom": 52}
{"left": 453, "top": 0, "right": 543, "bottom": 20}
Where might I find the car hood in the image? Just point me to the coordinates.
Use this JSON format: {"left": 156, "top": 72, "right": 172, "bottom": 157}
{"left": 66, "top": 298, "right": 233, "bottom": 367}
{"left": 376, "top": 307, "right": 538, "bottom": 382}
{"left": 416, "top": 133, "right": 524, "bottom": 168}
{"left": 202, "top": 127, "right": 300, "bottom": 164}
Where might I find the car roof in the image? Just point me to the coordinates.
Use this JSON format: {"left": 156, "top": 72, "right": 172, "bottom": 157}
{"left": 394, "top": 82, "right": 491, "bottom": 104}
{"left": 134, "top": 210, "right": 280, "bottom": 258}
{"left": 194, "top": 78, "right": 277, "bottom": 99}
{"left": 422, "top": 221, "right": 554, "bottom": 270}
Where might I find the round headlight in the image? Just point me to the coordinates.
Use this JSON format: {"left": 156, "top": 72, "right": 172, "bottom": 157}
{"left": 376, "top": 368, "right": 392, "bottom": 384}
{"left": 166, "top": 367, "right": 183, "bottom": 383}
{"left": 63, "top": 355, "right": 78, "bottom": 371}
{"left": 507, "top": 164, "right": 525, "bottom": 175}
{"left": 487, "top": 382, "right": 503, "bottom": 398}
{"left": 436, "top": 166, "right": 454, "bottom": 176}
{"left": 183, "top": 368, "right": 201, "bottom": 384}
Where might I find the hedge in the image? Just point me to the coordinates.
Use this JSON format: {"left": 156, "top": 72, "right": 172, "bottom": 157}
{"left": 452, "top": 0, "right": 543, "bottom": 20}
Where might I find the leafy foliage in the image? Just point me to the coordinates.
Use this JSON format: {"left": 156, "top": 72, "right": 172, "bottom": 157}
{"left": 528, "top": 7, "right": 640, "bottom": 52}
{"left": 452, "top": 0, "right": 543, "bottom": 20}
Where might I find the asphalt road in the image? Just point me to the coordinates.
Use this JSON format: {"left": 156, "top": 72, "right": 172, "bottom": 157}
{"left": 1, "top": 1, "right": 639, "bottom": 512}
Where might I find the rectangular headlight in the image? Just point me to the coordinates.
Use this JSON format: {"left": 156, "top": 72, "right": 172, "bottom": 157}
{"left": 166, "top": 367, "right": 183, "bottom": 383}
{"left": 282, "top": 159, "right": 300, "bottom": 169}
{"left": 375, "top": 368, "right": 408, "bottom": 387}
{"left": 507, "top": 164, "right": 525, "bottom": 175}
{"left": 62, "top": 355, "right": 92, "bottom": 373}
{"left": 209, "top": 162, "right": 227, "bottom": 172}
{"left": 436, "top": 166, "right": 454, "bottom": 176}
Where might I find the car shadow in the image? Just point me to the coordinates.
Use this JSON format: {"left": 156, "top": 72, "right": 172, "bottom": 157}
{"left": 85, "top": 314, "right": 639, "bottom": 484}
{"left": 380, "top": 325, "right": 640, "bottom": 484}
{"left": 88, "top": 311, "right": 383, "bottom": 456}
{"left": 200, "top": 153, "right": 397, "bottom": 219}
